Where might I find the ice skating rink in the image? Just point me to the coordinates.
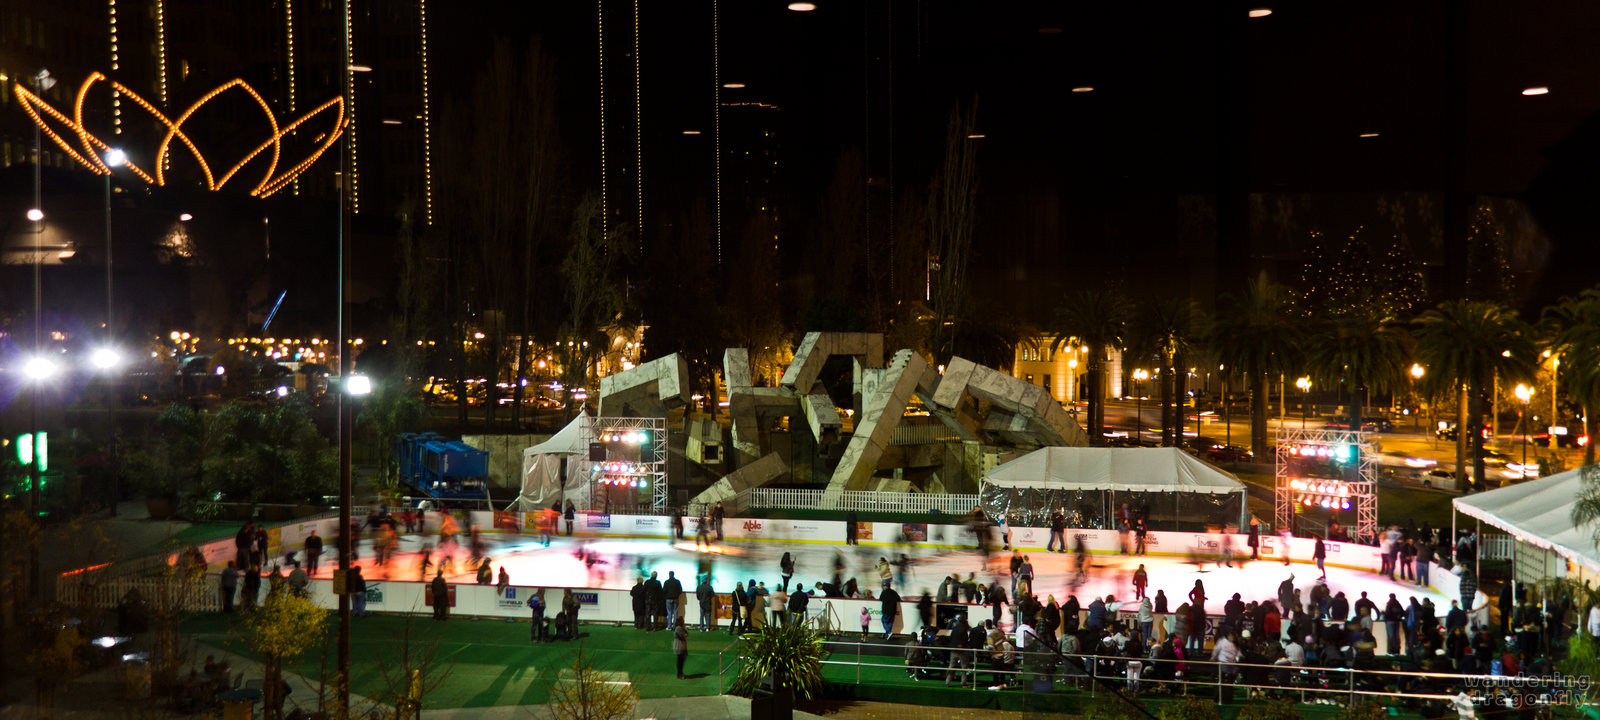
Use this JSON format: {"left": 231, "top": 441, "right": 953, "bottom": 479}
{"left": 302, "top": 529, "right": 1455, "bottom": 613}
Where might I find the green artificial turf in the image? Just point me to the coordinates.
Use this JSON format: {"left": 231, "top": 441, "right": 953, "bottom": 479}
{"left": 182, "top": 614, "right": 741, "bottom": 708}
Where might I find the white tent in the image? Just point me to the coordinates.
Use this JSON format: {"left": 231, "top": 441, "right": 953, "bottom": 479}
{"left": 513, "top": 411, "right": 594, "bottom": 512}
{"left": 1452, "top": 466, "right": 1600, "bottom": 573}
{"left": 980, "top": 446, "right": 1248, "bottom": 529}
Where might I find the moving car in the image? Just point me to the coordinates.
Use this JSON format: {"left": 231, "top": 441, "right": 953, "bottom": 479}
{"left": 1532, "top": 427, "right": 1589, "bottom": 449}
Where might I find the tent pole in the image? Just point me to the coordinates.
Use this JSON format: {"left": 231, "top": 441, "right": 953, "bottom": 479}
{"left": 1475, "top": 518, "right": 1480, "bottom": 580}
{"left": 1174, "top": 492, "right": 1179, "bottom": 532}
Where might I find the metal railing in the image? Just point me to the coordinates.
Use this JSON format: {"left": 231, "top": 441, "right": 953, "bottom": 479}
{"left": 745, "top": 489, "right": 981, "bottom": 515}
{"left": 805, "top": 638, "right": 1489, "bottom": 707}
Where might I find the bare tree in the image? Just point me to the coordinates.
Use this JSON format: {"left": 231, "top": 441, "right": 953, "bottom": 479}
{"left": 557, "top": 196, "right": 632, "bottom": 414}
{"left": 545, "top": 648, "right": 638, "bottom": 720}
{"left": 444, "top": 38, "right": 566, "bottom": 431}
{"left": 926, "top": 101, "right": 981, "bottom": 363}
{"left": 381, "top": 613, "right": 455, "bottom": 720}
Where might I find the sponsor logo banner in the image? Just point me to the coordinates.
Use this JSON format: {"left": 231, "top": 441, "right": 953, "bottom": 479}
{"left": 901, "top": 524, "right": 928, "bottom": 542}
{"left": 585, "top": 514, "right": 612, "bottom": 529}
{"left": 365, "top": 583, "right": 384, "bottom": 604}
{"left": 574, "top": 591, "right": 599, "bottom": 606}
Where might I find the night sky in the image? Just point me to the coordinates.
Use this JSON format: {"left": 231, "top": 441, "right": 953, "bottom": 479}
{"left": 433, "top": 0, "right": 1600, "bottom": 313}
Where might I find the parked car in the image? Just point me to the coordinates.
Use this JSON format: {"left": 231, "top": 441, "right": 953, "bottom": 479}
{"left": 1438, "top": 424, "right": 1492, "bottom": 442}
{"left": 1205, "top": 444, "right": 1253, "bottom": 462}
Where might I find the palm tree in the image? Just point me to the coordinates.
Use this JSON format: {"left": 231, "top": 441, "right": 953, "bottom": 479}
{"left": 1210, "top": 278, "right": 1302, "bottom": 460}
{"left": 1544, "top": 286, "right": 1600, "bottom": 466}
{"left": 1130, "top": 297, "right": 1202, "bottom": 446}
{"left": 1304, "top": 308, "right": 1412, "bottom": 429}
{"left": 1413, "top": 300, "right": 1537, "bottom": 489}
{"left": 1050, "top": 290, "right": 1130, "bottom": 445}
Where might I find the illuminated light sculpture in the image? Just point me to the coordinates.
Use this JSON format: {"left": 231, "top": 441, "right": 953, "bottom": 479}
{"left": 12, "top": 72, "right": 344, "bottom": 198}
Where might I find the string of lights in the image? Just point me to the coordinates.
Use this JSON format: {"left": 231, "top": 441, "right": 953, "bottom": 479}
{"left": 634, "top": 0, "right": 643, "bottom": 250}
{"left": 108, "top": 0, "right": 121, "bottom": 134}
{"left": 12, "top": 72, "right": 344, "bottom": 197}
{"left": 598, "top": 0, "right": 607, "bottom": 224}
{"left": 713, "top": 0, "right": 721, "bottom": 263}
{"left": 420, "top": 0, "right": 433, "bottom": 224}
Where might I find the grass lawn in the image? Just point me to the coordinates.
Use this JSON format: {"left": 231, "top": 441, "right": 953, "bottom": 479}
{"left": 182, "top": 614, "right": 739, "bottom": 708}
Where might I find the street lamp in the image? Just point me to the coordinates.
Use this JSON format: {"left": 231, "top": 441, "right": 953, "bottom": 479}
{"left": 1515, "top": 383, "right": 1533, "bottom": 479}
{"left": 1295, "top": 377, "right": 1312, "bottom": 429}
{"left": 103, "top": 148, "right": 125, "bottom": 515}
{"left": 1132, "top": 369, "right": 1149, "bottom": 445}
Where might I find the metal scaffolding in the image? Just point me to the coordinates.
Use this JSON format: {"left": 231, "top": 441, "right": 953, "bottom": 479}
{"left": 578, "top": 416, "right": 669, "bottom": 513}
{"left": 1274, "top": 428, "right": 1377, "bottom": 542}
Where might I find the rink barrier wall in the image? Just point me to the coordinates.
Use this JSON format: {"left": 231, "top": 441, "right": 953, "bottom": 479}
{"left": 161, "top": 511, "right": 1486, "bottom": 634}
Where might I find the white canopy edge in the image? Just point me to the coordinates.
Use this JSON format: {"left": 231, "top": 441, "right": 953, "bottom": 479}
{"left": 1451, "top": 467, "right": 1600, "bottom": 573}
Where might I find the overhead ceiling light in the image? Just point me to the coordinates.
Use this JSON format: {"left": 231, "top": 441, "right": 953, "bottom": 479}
{"left": 382, "top": 119, "right": 402, "bottom": 125}
{"left": 1522, "top": 86, "right": 1549, "bottom": 96}
{"left": 26, "top": 208, "right": 44, "bottom": 222}
{"left": 1071, "top": 86, "right": 1094, "bottom": 93}
{"left": 683, "top": 130, "right": 702, "bottom": 135}
{"left": 787, "top": 2, "right": 816, "bottom": 10}
{"left": 1038, "top": 27, "right": 1063, "bottom": 34}
{"left": 966, "top": 134, "right": 985, "bottom": 139}
{"left": 1248, "top": 8, "right": 1272, "bottom": 18}
{"left": 1359, "top": 132, "right": 1379, "bottom": 138}
{"left": 349, "top": 64, "right": 373, "bottom": 73}
{"left": 722, "top": 83, "right": 745, "bottom": 89}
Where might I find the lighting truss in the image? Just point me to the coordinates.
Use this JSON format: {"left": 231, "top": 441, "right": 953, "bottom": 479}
{"left": 1274, "top": 427, "right": 1377, "bottom": 543}
{"left": 578, "top": 416, "right": 668, "bottom": 513}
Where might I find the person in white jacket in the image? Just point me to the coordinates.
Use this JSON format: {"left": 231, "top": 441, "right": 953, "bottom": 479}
{"left": 1138, "top": 597, "right": 1155, "bottom": 643}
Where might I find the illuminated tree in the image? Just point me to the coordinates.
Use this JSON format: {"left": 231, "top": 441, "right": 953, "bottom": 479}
{"left": 1463, "top": 204, "right": 1513, "bottom": 303}
{"left": 241, "top": 589, "right": 328, "bottom": 720}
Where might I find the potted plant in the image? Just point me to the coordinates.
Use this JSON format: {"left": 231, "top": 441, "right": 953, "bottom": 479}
{"left": 731, "top": 622, "right": 827, "bottom": 720}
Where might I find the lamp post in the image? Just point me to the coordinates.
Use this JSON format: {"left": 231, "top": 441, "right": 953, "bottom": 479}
{"left": 1410, "top": 363, "right": 1425, "bottom": 432}
{"left": 1132, "top": 369, "right": 1149, "bottom": 445}
{"left": 1515, "top": 383, "right": 1532, "bottom": 480}
{"left": 1295, "top": 377, "right": 1312, "bottom": 429}
{"left": 103, "top": 148, "right": 125, "bottom": 515}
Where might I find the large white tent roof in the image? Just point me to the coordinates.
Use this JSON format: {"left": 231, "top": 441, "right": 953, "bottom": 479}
{"left": 983, "top": 446, "right": 1245, "bottom": 494}
{"left": 524, "top": 411, "right": 592, "bottom": 458}
{"left": 1453, "top": 466, "right": 1600, "bottom": 572}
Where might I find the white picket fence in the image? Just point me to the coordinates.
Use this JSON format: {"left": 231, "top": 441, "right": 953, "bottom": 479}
{"left": 1479, "top": 533, "right": 1515, "bottom": 561}
{"left": 744, "top": 488, "right": 980, "bottom": 515}
{"left": 57, "top": 574, "right": 218, "bottom": 614}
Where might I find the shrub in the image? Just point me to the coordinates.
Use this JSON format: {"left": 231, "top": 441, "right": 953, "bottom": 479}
{"left": 1237, "top": 699, "right": 1302, "bottom": 720}
{"left": 1157, "top": 694, "right": 1222, "bottom": 720}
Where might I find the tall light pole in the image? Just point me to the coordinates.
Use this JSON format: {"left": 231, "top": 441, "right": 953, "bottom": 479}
{"left": 1410, "top": 363, "right": 1425, "bottom": 432}
{"left": 1296, "top": 376, "right": 1311, "bottom": 429}
{"left": 1515, "top": 383, "right": 1532, "bottom": 480}
{"left": 1132, "top": 369, "right": 1148, "bottom": 445}
{"left": 103, "top": 148, "right": 126, "bottom": 515}
{"left": 28, "top": 68, "right": 56, "bottom": 598}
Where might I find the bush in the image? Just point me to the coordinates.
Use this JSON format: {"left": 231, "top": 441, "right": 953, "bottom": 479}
{"left": 1332, "top": 699, "right": 1387, "bottom": 720}
{"left": 1236, "top": 699, "right": 1302, "bottom": 720}
{"left": 1084, "top": 690, "right": 1144, "bottom": 720}
{"left": 1157, "top": 694, "right": 1222, "bottom": 720}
